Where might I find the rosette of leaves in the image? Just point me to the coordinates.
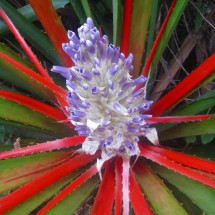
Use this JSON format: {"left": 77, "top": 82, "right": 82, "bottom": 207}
{"left": 0, "top": 1, "right": 215, "bottom": 215}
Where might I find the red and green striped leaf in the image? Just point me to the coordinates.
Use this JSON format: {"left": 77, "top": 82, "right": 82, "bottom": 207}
{"left": 140, "top": 146, "right": 215, "bottom": 188}
{"left": 0, "top": 136, "right": 85, "bottom": 160}
{"left": 0, "top": 152, "right": 98, "bottom": 214}
{"left": 133, "top": 161, "right": 188, "bottom": 215}
{"left": 0, "top": 151, "right": 73, "bottom": 194}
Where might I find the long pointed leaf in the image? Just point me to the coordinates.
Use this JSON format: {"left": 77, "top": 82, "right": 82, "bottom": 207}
{"left": 140, "top": 146, "right": 215, "bottom": 188}
{"left": 141, "top": 144, "right": 215, "bottom": 173}
{"left": 130, "top": 170, "right": 153, "bottom": 215}
{"left": 133, "top": 161, "right": 188, "bottom": 215}
{"left": 28, "top": 0, "right": 74, "bottom": 67}
{"left": 148, "top": 53, "right": 215, "bottom": 116}
{"left": 0, "top": 152, "right": 98, "bottom": 214}
{"left": 90, "top": 163, "right": 115, "bottom": 215}
{"left": 37, "top": 165, "right": 98, "bottom": 214}
{"left": 0, "top": 136, "right": 85, "bottom": 160}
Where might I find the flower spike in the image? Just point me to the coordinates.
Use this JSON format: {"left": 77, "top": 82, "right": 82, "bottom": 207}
{"left": 52, "top": 18, "right": 155, "bottom": 168}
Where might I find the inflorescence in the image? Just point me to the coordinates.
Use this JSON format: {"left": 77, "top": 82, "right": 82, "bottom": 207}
{"left": 52, "top": 18, "right": 155, "bottom": 168}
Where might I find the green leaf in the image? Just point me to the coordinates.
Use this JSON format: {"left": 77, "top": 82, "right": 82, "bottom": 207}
{"left": 0, "top": 98, "right": 71, "bottom": 135}
{"left": 129, "top": 0, "right": 153, "bottom": 77}
{"left": 0, "top": 0, "right": 61, "bottom": 64}
{"left": 134, "top": 161, "right": 188, "bottom": 215}
{"left": 0, "top": 152, "right": 73, "bottom": 194}
{"left": 145, "top": 1, "right": 159, "bottom": 59}
{"left": 80, "top": 0, "right": 94, "bottom": 19}
{"left": 152, "top": 163, "right": 215, "bottom": 215}
{"left": 147, "top": 0, "right": 188, "bottom": 93}
{"left": 0, "top": 43, "right": 56, "bottom": 101}
{"left": 0, "top": 118, "right": 61, "bottom": 142}
{"left": 6, "top": 168, "right": 82, "bottom": 215}
{"left": 0, "top": 0, "right": 70, "bottom": 36}
{"left": 69, "top": 0, "right": 87, "bottom": 23}
{"left": 112, "top": 0, "right": 123, "bottom": 46}
{"left": 160, "top": 119, "right": 215, "bottom": 141}
{"left": 47, "top": 176, "right": 99, "bottom": 215}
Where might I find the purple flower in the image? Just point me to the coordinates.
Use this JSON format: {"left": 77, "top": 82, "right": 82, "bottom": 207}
{"left": 52, "top": 18, "right": 155, "bottom": 168}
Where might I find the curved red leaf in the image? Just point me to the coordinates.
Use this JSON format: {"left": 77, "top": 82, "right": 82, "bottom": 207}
{"left": 90, "top": 163, "right": 115, "bottom": 215}
{"left": 139, "top": 146, "right": 215, "bottom": 188}
{"left": 0, "top": 152, "right": 98, "bottom": 214}
{"left": 0, "top": 136, "right": 85, "bottom": 160}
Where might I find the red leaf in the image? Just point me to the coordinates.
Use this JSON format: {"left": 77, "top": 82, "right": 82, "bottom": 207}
{"left": 146, "top": 115, "right": 212, "bottom": 124}
{"left": 141, "top": 0, "right": 177, "bottom": 77}
{"left": 0, "top": 51, "right": 67, "bottom": 96}
{"left": 0, "top": 136, "right": 85, "bottom": 160}
{"left": 120, "top": 0, "right": 133, "bottom": 56}
{"left": 139, "top": 146, "right": 215, "bottom": 188}
{"left": 28, "top": 0, "right": 74, "bottom": 67}
{"left": 0, "top": 153, "right": 98, "bottom": 214}
{"left": 141, "top": 143, "right": 215, "bottom": 173}
{"left": 37, "top": 164, "right": 98, "bottom": 214}
{"left": 0, "top": 90, "right": 70, "bottom": 124}
{"left": 90, "top": 163, "right": 115, "bottom": 215}
{"left": 148, "top": 53, "right": 215, "bottom": 116}
{"left": 130, "top": 169, "right": 153, "bottom": 215}
{"left": 114, "top": 157, "right": 122, "bottom": 215}
{"left": 0, "top": 8, "right": 51, "bottom": 80}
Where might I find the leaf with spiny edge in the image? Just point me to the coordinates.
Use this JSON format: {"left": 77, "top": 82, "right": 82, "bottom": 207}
{"left": 0, "top": 151, "right": 74, "bottom": 194}
{"left": 46, "top": 176, "right": 99, "bottom": 215}
{"left": 0, "top": 97, "right": 72, "bottom": 135}
{"left": 6, "top": 168, "right": 84, "bottom": 215}
{"left": 90, "top": 163, "right": 115, "bottom": 215}
{"left": 160, "top": 118, "right": 215, "bottom": 141}
{"left": 133, "top": 160, "right": 188, "bottom": 215}
{"left": 129, "top": 0, "right": 153, "bottom": 78}
{"left": 152, "top": 162, "right": 215, "bottom": 215}
{"left": 0, "top": 0, "right": 61, "bottom": 64}
{"left": 0, "top": 136, "right": 85, "bottom": 160}
{"left": 0, "top": 153, "right": 98, "bottom": 214}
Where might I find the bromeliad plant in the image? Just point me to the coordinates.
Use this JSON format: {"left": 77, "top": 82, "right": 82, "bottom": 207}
{"left": 0, "top": 0, "right": 215, "bottom": 214}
